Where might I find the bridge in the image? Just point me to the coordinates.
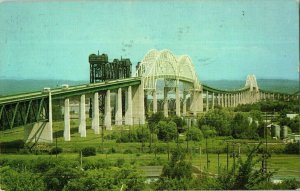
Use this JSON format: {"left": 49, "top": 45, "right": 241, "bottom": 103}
{"left": 0, "top": 49, "right": 297, "bottom": 143}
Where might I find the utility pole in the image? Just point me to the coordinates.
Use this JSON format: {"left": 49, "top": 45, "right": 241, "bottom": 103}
{"left": 206, "top": 137, "right": 209, "bottom": 171}
{"left": 217, "top": 151, "right": 220, "bottom": 175}
{"left": 55, "top": 135, "right": 58, "bottom": 159}
{"left": 226, "top": 141, "right": 229, "bottom": 172}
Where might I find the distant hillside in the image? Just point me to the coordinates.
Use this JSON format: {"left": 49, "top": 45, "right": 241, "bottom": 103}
{"left": 0, "top": 79, "right": 298, "bottom": 96}
{"left": 203, "top": 79, "right": 299, "bottom": 94}
{"left": 0, "top": 79, "right": 88, "bottom": 96}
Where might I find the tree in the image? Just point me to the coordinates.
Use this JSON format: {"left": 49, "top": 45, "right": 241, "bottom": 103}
{"left": 200, "top": 125, "right": 217, "bottom": 138}
{"left": 186, "top": 126, "right": 203, "bottom": 141}
{"left": 156, "top": 121, "right": 177, "bottom": 142}
{"left": 44, "top": 164, "right": 81, "bottom": 191}
{"left": 155, "top": 148, "right": 194, "bottom": 190}
{"left": 217, "top": 143, "right": 274, "bottom": 190}
{"left": 0, "top": 166, "right": 45, "bottom": 191}
{"left": 148, "top": 112, "right": 165, "bottom": 134}
{"left": 198, "top": 109, "right": 233, "bottom": 136}
{"left": 136, "top": 126, "right": 150, "bottom": 143}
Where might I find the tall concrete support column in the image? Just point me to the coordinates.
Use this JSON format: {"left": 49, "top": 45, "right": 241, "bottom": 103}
{"left": 224, "top": 94, "right": 227, "bottom": 107}
{"left": 132, "top": 83, "right": 145, "bottom": 124}
{"left": 104, "top": 90, "right": 112, "bottom": 130}
{"left": 175, "top": 87, "right": 180, "bottom": 116}
{"left": 48, "top": 91, "right": 53, "bottom": 142}
{"left": 182, "top": 92, "right": 187, "bottom": 116}
{"left": 163, "top": 88, "right": 169, "bottom": 117}
{"left": 217, "top": 93, "right": 221, "bottom": 106}
{"left": 115, "top": 88, "right": 122, "bottom": 125}
{"left": 64, "top": 98, "right": 70, "bottom": 141}
{"left": 190, "top": 90, "right": 201, "bottom": 115}
{"left": 79, "top": 94, "right": 86, "bottom": 137}
{"left": 212, "top": 93, "right": 215, "bottom": 109}
{"left": 92, "top": 92, "right": 100, "bottom": 134}
{"left": 198, "top": 91, "right": 203, "bottom": 112}
{"left": 125, "top": 86, "right": 133, "bottom": 125}
{"left": 206, "top": 91, "right": 209, "bottom": 111}
{"left": 153, "top": 90, "right": 157, "bottom": 113}
{"left": 221, "top": 94, "right": 224, "bottom": 107}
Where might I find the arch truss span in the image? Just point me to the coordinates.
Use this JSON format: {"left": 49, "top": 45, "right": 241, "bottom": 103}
{"left": 136, "top": 49, "right": 201, "bottom": 91}
{"left": 245, "top": 74, "right": 259, "bottom": 92}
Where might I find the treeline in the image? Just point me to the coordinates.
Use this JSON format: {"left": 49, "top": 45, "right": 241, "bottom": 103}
{"left": 0, "top": 157, "right": 145, "bottom": 191}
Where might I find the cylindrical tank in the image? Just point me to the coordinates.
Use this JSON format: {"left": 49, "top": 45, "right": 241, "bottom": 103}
{"left": 271, "top": 125, "right": 280, "bottom": 138}
{"left": 281, "top": 126, "right": 288, "bottom": 139}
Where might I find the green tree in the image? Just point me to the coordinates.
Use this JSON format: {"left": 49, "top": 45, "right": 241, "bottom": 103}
{"left": 198, "top": 109, "right": 233, "bottom": 136}
{"left": 0, "top": 166, "right": 45, "bottom": 191}
{"left": 148, "top": 112, "right": 165, "bottom": 134}
{"left": 44, "top": 164, "right": 81, "bottom": 191}
{"left": 217, "top": 144, "right": 274, "bottom": 190}
{"left": 157, "top": 121, "right": 177, "bottom": 141}
{"left": 200, "top": 125, "right": 217, "bottom": 138}
{"left": 186, "top": 126, "right": 203, "bottom": 141}
{"left": 156, "top": 148, "right": 194, "bottom": 190}
{"left": 136, "top": 126, "right": 150, "bottom": 142}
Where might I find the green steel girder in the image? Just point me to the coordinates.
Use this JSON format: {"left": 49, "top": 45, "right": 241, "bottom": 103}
{"left": 24, "top": 100, "right": 32, "bottom": 124}
{"left": 202, "top": 84, "right": 249, "bottom": 94}
{"left": 10, "top": 102, "right": 19, "bottom": 129}
{"left": 0, "top": 98, "right": 48, "bottom": 131}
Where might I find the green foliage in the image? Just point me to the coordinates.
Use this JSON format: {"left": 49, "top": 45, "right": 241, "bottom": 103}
{"left": 49, "top": 147, "right": 63, "bottom": 155}
{"left": 201, "top": 125, "right": 217, "bottom": 138}
{"left": 148, "top": 112, "right": 165, "bottom": 133}
{"left": 115, "top": 158, "right": 125, "bottom": 167}
{"left": 198, "top": 109, "right": 233, "bottom": 136}
{"left": 155, "top": 148, "right": 194, "bottom": 190}
{"left": 81, "top": 147, "right": 96, "bottom": 157}
{"left": 136, "top": 126, "right": 150, "bottom": 142}
{"left": 170, "top": 115, "right": 185, "bottom": 131}
{"left": 0, "top": 166, "right": 45, "bottom": 191}
{"left": 155, "top": 177, "right": 194, "bottom": 190}
{"left": 44, "top": 164, "right": 81, "bottom": 191}
{"left": 186, "top": 126, "right": 203, "bottom": 141}
{"left": 161, "top": 148, "right": 192, "bottom": 179}
{"left": 157, "top": 121, "right": 177, "bottom": 142}
{"left": 0, "top": 139, "right": 25, "bottom": 152}
{"left": 217, "top": 144, "right": 274, "bottom": 190}
{"left": 116, "top": 130, "right": 137, "bottom": 143}
{"left": 231, "top": 112, "right": 258, "bottom": 139}
{"left": 284, "top": 142, "right": 300, "bottom": 154}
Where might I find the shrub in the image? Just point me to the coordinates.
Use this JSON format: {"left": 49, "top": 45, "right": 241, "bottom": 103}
{"left": 123, "top": 149, "right": 133, "bottom": 154}
{"left": 81, "top": 147, "right": 96, "bottom": 157}
{"left": 115, "top": 158, "right": 125, "bottom": 167}
{"left": 284, "top": 142, "right": 300, "bottom": 154}
{"left": 0, "top": 140, "right": 25, "bottom": 152}
{"left": 186, "top": 126, "right": 203, "bottom": 141}
{"left": 49, "top": 147, "right": 63, "bottom": 155}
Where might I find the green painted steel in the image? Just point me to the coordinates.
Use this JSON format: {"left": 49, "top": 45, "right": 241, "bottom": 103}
{"left": 202, "top": 84, "right": 249, "bottom": 94}
{"left": 0, "top": 77, "right": 141, "bottom": 130}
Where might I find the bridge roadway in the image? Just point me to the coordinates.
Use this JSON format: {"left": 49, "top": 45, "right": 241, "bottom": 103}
{"left": 0, "top": 77, "right": 141, "bottom": 104}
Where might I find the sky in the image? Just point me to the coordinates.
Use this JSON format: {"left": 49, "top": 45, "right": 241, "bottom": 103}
{"left": 0, "top": 0, "right": 299, "bottom": 81}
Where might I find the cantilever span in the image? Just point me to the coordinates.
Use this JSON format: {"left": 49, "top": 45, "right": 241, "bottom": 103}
{"left": 0, "top": 49, "right": 298, "bottom": 144}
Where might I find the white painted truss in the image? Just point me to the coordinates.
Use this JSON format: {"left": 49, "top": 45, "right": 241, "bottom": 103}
{"left": 245, "top": 74, "right": 259, "bottom": 91}
{"left": 136, "top": 49, "right": 201, "bottom": 91}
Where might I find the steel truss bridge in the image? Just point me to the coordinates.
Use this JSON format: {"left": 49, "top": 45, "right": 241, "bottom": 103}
{"left": 0, "top": 49, "right": 298, "bottom": 143}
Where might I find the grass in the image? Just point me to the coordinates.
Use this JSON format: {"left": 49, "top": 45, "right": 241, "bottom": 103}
{"left": 1, "top": 120, "right": 299, "bottom": 180}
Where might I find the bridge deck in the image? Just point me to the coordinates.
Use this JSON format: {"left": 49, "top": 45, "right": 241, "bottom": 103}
{"left": 0, "top": 77, "right": 141, "bottom": 104}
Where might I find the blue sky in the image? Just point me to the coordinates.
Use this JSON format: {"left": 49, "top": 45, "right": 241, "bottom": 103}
{"left": 0, "top": 0, "right": 298, "bottom": 81}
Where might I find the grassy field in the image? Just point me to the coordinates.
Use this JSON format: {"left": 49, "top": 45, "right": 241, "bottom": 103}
{"left": 1, "top": 120, "right": 299, "bottom": 180}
